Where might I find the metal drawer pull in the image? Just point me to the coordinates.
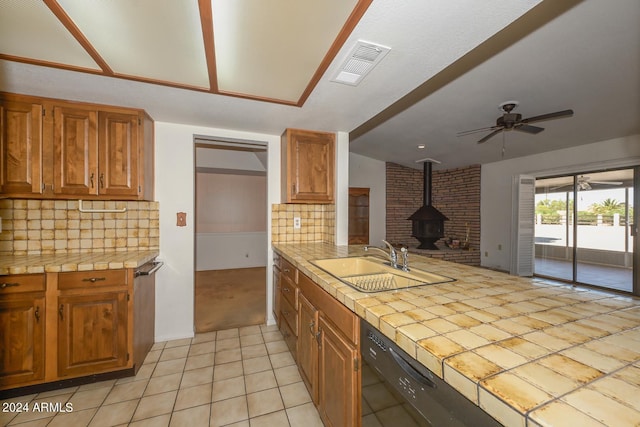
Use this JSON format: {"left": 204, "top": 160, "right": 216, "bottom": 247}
{"left": 99, "top": 173, "right": 105, "bottom": 188}
{"left": 90, "top": 172, "right": 95, "bottom": 188}
{"left": 283, "top": 287, "right": 290, "bottom": 292}
{"left": 309, "top": 320, "right": 315, "bottom": 334}
{"left": 35, "top": 306, "right": 40, "bottom": 322}
{"left": 59, "top": 304, "right": 64, "bottom": 320}
{"left": 0, "top": 282, "right": 20, "bottom": 289}
{"left": 284, "top": 268, "right": 290, "bottom": 273}
{"left": 82, "top": 277, "right": 106, "bottom": 283}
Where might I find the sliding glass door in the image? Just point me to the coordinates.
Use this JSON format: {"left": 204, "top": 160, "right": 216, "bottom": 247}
{"left": 535, "top": 168, "right": 637, "bottom": 293}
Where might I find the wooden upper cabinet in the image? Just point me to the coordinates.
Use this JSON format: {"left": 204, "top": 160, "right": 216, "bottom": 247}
{"left": 98, "top": 111, "right": 139, "bottom": 197}
{"left": 282, "top": 128, "right": 335, "bottom": 203}
{"left": 0, "top": 98, "right": 43, "bottom": 196}
{"left": 53, "top": 105, "right": 98, "bottom": 196}
{"left": 0, "top": 92, "right": 154, "bottom": 200}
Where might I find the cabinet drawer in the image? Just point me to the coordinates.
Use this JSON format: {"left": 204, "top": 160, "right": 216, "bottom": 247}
{"left": 281, "top": 259, "right": 297, "bottom": 283}
{"left": 279, "top": 316, "right": 297, "bottom": 360}
{"left": 281, "top": 296, "right": 298, "bottom": 337}
{"left": 281, "top": 275, "right": 298, "bottom": 308}
{"left": 0, "top": 274, "right": 45, "bottom": 294}
{"left": 58, "top": 269, "right": 127, "bottom": 290}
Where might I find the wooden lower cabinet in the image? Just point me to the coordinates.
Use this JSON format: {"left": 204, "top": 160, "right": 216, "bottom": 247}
{"left": 297, "top": 293, "right": 318, "bottom": 403}
{"left": 57, "top": 291, "right": 128, "bottom": 378}
{"left": 318, "top": 315, "right": 359, "bottom": 427}
{"left": 0, "top": 294, "right": 45, "bottom": 387}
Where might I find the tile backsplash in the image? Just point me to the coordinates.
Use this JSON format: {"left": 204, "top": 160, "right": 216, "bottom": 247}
{"left": 271, "top": 203, "right": 335, "bottom": 244}
{"left": 0, "top": 199, "right": 159, "bottom": 255}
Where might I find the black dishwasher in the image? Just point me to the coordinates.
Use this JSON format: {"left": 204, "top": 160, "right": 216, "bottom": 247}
{"left": 361, "top": 319, "right": 502, "bottom": 427}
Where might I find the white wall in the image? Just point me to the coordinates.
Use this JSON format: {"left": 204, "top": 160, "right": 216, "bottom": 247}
{"left": 349, "top": 153, "right": 386, "bottom": 245}
{"left": 154, "top": 122, "right": 280, "bottom": 341}
{"left": 481, "top": 134, "right": 640, "bottom": 272}
{"left": 154, "top": 123, "right": 350, "bottom": 340}
{"left": 195, "top": 232, "right": 267, "bottom": 271}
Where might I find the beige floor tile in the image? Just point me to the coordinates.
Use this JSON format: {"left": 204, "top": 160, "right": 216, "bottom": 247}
{"left": 185, "top": 352, "right": 215, "bottom": 371}
{"left": 103, "top": 379, "right": 148, "bottom": 405}
{"left": 246, "top": 388, "right": 284, "bottom": 418}
{"left": 189, "top": 341, "right": 216, "bottom": 356}
{"left": 89, "top": 400, "right": 139, "bottom": 427}
{"left": 212, "top": 376, "right": 246, "bottom": 402}
{"left": 191, "top": 331, "right": 217, "bottom": 344}
{"left": 279, "top": 381, "right": 312, "bottom": 408}
{"left": 181, "top": 366, "right": 214, "bottom": 388}
{"left": 35, "top": 387, "right": 77, "bottom": 398}
{"left": 263, "top": 331, "right": 284, "bottom": 343}
{"left": 170, "top": 404, "right": 211, "bottom": 427}
{"left": 223, "top": 421, "right": 249, "bottom": 427}
{"left": 215, "top": 348, "right": 242, "bottom": 364}
{"left": 134, "top": 363, "right": 156, "bottom": 381}
{"left": 249, "top": 409, "right": 290, "bottom": 427}
{"left": 150, "top": 341, "right": 166, "bottom": 351}
{"left": 67, "top": 385, "right": 112, "bottom": 411}
{"left": 8, "top": 417, "right": 53, "bottom": 426}
{"left": 130, "top": 414, "right": 171, "bottom": 427}
{"left": 269, "top": 352, "right": 295, "bottom": 369}
{"left": 164, "top": 338, "right": 193, "bottom": 349}
{"left": 210, "top": 395, "right": 248, "bottom": 427}
{"left": 286, "top": 402, "right": 324, "bottom": 427}
{"left": 213, "top": 360, "right": 244, "bottom": 381}
{"left": 260, "top": 324, "right": 279, "bottom": 333}
{"left": 216, "top": 337, "right": 241, "bottom": 352}
{"left": 175, "top": 383, "right": 212, "bottom": 411}
{"left": 242, "top": 355, "right": 272, "bottom": 374}
{"left": 241, "top": 343, "right": 268, "bottom": 359}
{"left": 266, "top": 340, "right": 289, "bottom": 355}
{"left": 245, "top": 370, "right": 278, "bottom": 394}
{"left": 240, "top": 333, "right": 264, "bottom": 347}
{"left": 132, "top": 390, "right": 177, "bottom": 421}
{"left": 160, "top": 345, "right": 191, "bottom": 361}
{"left": 143, "top": 349, "right": 162, "bottom": 364}
{"left": 274, "top": 365, "right": 302, "bottom": 387}
{"left": 239, "top": 325, "right": 262, "bottom": 336}
{"left": 47, "top": 408, "right": 97, "bottom": 427}
{"left": 153, "top": 358, "right": 187, "bottom": 377}
{"left": 77, "top": 380, "right": 116, "bottom": 392}
{"left": 216, "top": 328, "right": 240, "bottom": 340}
{"left": 145, "top": 373, "right": 183, "bottom": 396}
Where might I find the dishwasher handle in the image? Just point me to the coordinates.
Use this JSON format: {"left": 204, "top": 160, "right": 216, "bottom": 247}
{"left": 135, "top": 261, "right": 163, "bottom": 278}
{"left": 389, "top": 347, "right": 436, "bottom": 389}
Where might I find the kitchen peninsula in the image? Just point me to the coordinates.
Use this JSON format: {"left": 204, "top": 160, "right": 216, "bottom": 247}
{"left": 274, "top": 242, "right": 640, "bottom": 427}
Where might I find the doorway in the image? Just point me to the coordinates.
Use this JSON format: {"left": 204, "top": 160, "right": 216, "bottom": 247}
{"left": 194, "top": 139, "right": 268, "bottom": 332}
{"left": 534, "top": 167, "right": 638, "bottom": 293}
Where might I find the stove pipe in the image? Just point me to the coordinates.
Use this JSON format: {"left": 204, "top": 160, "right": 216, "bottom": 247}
{"left": 407, "top": 161, "right": 448, "bottom": 249}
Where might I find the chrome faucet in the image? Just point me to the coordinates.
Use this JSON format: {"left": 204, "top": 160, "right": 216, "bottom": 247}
{"left": 364, "top": 240, "right": 402, "bottom": 269}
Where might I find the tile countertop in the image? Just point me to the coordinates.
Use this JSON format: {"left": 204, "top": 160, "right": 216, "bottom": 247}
{"left": 273, "top": 242, "right": 640, "bottom": 427}
{"left": 0, "top": 250, "right": 160, "bottom": 275}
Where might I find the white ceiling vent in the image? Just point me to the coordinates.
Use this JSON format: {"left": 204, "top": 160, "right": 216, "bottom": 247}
{"left": 332, "top": 41, "right": 390, "bottom": 86}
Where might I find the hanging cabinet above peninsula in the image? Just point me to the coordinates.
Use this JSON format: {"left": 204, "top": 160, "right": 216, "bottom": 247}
{"left": 281, "top": 128, "right": 335, "bottom": 204}
{"left": 0, "top": 92, "right": 154, "bottom": 201}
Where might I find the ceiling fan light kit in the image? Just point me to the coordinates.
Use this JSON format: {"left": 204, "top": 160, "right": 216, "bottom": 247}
{"left": 457, "top": 100, "right": 574, "bottom": 144}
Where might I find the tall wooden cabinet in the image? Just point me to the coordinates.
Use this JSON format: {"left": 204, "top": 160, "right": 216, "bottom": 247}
{"left": 0, "top": 92, "right": 154, "bottom": 200}
{"left": 281, "top": 128, "right": 335, "bottom": 203}
{"left": 0, "top": 274, "right": 46, "bottom": 388}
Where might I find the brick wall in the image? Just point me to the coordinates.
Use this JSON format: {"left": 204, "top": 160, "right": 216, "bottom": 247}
{"left": 385, "top": 163, "right": 481, "bottom": 265}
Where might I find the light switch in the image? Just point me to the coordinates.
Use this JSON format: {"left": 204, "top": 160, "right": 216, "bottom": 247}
{"left": 176, "top": 212, "right": 187, "bottom": 227}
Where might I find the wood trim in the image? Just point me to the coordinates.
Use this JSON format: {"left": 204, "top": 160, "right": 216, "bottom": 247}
{"left": 296, "top": 0, "right": 373, "bottom": 107}
{"left": 43, "top": 0, "right": 113, "bottom": 75}
{"left": 198, "top": 0, "right": 218, "bottom": 92}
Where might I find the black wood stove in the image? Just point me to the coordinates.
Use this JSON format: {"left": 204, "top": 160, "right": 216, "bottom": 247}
{"left": 408, "top": 160, "right": 448, "bottom": 249}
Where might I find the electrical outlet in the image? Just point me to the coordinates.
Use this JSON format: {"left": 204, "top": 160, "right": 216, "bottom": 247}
{"left": 293, "top": 217, "right": 301, "bottom": 229}
{"left": 498, "top": 244, "right": 502, "bottom": 250}
{"left": 484, "top": 251, "right": 488, "bottom": 257}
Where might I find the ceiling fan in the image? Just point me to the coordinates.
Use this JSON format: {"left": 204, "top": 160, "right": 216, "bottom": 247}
{"left": 458, "top": 101, "right": 574, "bottom": 144}
{"left": 551, "top": 175, "right": 624, "bottom": 191}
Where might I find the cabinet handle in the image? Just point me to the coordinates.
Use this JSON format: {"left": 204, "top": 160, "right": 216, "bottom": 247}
{"left": 59, "top": 304, "right": 64, "bottom": 320}
{"left": 99, "top": 173, "right": 104, "bottom": 188}
{"left": 309, "top": 320, "right": 315, "bottom": 335}
{"left": 35, "top": 306, "right": 40, "bottom": 322}
{"left": 82, "top": 277, "right": 106, "bottom": 283}
{"left": 0, "top": 282, "right": 19, "bottom": 289}
{"left": 283, "top": 310, "right": 289, "bottom": 316}
{"left": 283, "top": 268, "right": 290, "bottom": 273}
{"left": 90, "top": 172, "right": 94, "bottom": 188}
{"left": 283, "top": 287, "right": 290, "bottom": 293}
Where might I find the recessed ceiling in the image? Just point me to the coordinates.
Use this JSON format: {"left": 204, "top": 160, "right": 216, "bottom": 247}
{"left": 0, "top": 0, "right": 370, "bottom": 105}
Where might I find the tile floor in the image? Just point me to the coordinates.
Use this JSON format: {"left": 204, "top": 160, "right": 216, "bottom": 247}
{"left": 0, "top": 324, "right": 324, "bottom": 427}
{"left": 535, "top": 257, "right": 633, "bottom": 291}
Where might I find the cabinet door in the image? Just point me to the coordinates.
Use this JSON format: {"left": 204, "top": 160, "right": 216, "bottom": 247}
{"left": 282, "top": 129, "right": 335, "bottom": 203}
{"left": 53, "top": 106, "right": 98, "bottom": 196}
{"left": 318, "top": 315, "right": 359, "bottom": 427}
{"left": 98, "top": 111, "right": 139, "bottom": 197}
{"left": 0, "top": 295, "right": 45, "bottom": 387}
{"left": 297, "top": 293, "right": 318, "bottom": 403}
{"left": 0, "top": 100, "right": 43, "bottom": 195}
{"left": 58, "top": 291, "right": 128, "bottom": 377}
{"left": 273, "top": 265, "right": 281, "bottom": 325}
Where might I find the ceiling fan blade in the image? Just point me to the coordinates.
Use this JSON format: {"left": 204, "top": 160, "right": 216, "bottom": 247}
{"left": 514, "top": 124, "right": 544, "bottom": 134}
{"left": 589, "top": 180, "right": 623, "bottom": 185}
{"left": 521, "top": 109, "right": 574, "bottom": 124}
{"left": 477, "top": 128, "right": 503, "bottom": 144}
{"left": 457, "top": 125, "right": 500, "bottom": 136}
{"left": 550, "top": 184, "right": 572, "bottom": 191}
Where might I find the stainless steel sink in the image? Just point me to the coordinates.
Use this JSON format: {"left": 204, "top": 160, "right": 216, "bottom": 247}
{"left": 310, "top": 256, "right": 455, "bottom": 292}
